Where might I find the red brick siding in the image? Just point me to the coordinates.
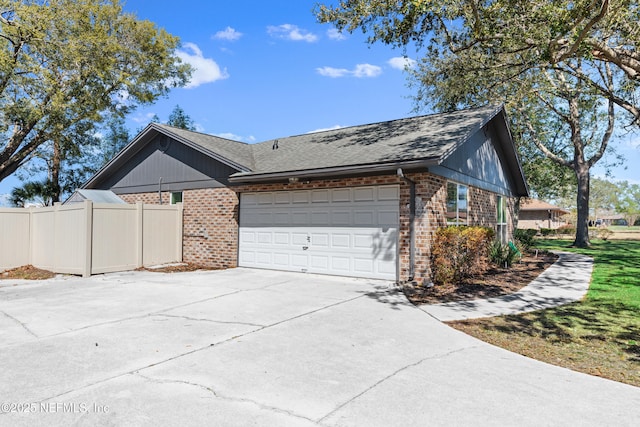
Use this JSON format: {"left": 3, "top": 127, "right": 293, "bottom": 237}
{"left": 119, "top": 173, "right": 515, "bottom": 284}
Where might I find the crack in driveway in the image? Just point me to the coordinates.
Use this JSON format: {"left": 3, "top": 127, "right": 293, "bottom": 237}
{"left": 134, "top": 372, "right": 317, "bottom": 424}
{"left": 317, "top": 345, "right": 480, "bottom": 423}
{"left": 1, "top": 310, "right": 38, "bottom": 338}
{"left": 154, "top": 313, "right": 265, "bottom": 328}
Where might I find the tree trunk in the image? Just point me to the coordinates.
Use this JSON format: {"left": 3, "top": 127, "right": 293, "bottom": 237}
{"left": 50, "top": 140, "right": 62, "bottom": 204}
{"left": 574, "top": 162, "right": 591, "bottom": 247}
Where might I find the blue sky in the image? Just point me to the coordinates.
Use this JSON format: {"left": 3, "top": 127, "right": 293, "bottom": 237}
{"left": 0, "top": 0, "right": 638, "bottom": 204}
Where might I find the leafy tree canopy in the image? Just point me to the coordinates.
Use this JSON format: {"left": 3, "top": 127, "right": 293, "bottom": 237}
{"left": 316, "top": 0, "right": 640, "bottom": 247}
{"left": 167, "top": 105, "right": 196, "bottom": 131}
{"left": 0, "top": 0, "right": 192, "bottom": 183}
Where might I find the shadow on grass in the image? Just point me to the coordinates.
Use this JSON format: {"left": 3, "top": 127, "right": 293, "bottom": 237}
{"left": 472, "top": 299, "right": 640, "bottom": 361}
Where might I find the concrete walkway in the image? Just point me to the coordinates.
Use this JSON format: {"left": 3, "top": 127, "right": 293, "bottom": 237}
{"left": 420, "top": 251, "right": 593, "bottom": 321}
{"left": 2, "top": 265, "right": 638, "bottom": 427}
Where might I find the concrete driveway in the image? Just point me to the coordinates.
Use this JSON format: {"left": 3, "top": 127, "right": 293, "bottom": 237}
{"left": 1, "top": 268, "right": 638, "bottom": 426}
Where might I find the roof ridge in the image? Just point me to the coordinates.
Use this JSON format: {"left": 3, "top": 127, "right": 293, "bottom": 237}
{"left": 154, "top": 123, "right": 250, "bottom": 145}
{"left": 252, "top": 103, "right": 503, "bottom": 144}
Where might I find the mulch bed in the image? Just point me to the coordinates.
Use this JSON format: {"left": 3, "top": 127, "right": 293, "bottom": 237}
{"left": 1, "top": 265, "right": 57, "bottom": 280}
{"left": 136, "top": 263, "right": 222, "bottom": 273}
{"left": 403, "top": 251, "right": 559, "bottom": 305}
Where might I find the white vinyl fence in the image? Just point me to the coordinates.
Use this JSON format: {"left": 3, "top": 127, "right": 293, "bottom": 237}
{"left": 0, "top": 201, "right": 183, "bottom": 277}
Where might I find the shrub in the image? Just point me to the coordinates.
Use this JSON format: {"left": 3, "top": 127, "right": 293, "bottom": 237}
{"left": 431, "top": 226, "right": 495, "bottom": 285}
{"left": 489, "top": 240, "right": 520, "bottom": 268}
{"left": 597, "top": 227, "right": 614, "bottom": 241}
{"left": 557, "top": 224, "right": 576, "bottom": 235}
{"left": 540, "top": 228, "right": 554, "bottom": 236}
{"left": 514, "top": 228, "right": 537, "bottom": 251}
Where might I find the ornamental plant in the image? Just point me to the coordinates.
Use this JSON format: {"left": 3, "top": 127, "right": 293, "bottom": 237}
{"left": 431, "top": 226, "right": 494, "bottom": 285}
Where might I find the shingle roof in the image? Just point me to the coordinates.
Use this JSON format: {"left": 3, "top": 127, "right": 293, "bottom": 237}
{"left": 152, "top": 105, "right": 504, "bottom": 178}
{"left": 235, "top": 104, "right": 503, "bottom": 177}
{"left": 521, "top": 199, "right": 569, "bottom": 214}
{"left": 153, "top": 124, "right": 254, "bottom": 171}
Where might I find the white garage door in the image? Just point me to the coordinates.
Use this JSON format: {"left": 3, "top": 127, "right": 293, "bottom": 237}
{"left": 238, "top": 185, "right": 399, "bottom": 280}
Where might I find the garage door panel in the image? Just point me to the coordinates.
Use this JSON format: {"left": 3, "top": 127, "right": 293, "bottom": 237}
{"left": 311, "top": 211, "right": 330, "bottom": 225}
{"left": 332, "top": 189, "right": 351, "bottom": 202}
{"left": 378, "top": 210, "right": 399, "bottom": 225}
{"left": 292, "top": 212, "right": 309, "bottom": 224}
{"left": 331, "top": 234, "right": 350, "bottom": 248}
{"left": 354, "top": 258, "right": 374, "bottom": 274}
{"left": 273, "top": 253, "right": 289, "bottom": 266}
{"left": 332, "top": 211, "right": 351, "bottom": 225}
{"left": 240, "top": 230, "right": 256, "bottom": 243}
{"left": 353, "top": 187, "right": 375, "bottom": 201}
{"left": 311, "top": 190, "right": 330, "bottom": 203}
{"left": 311, "top": 255, "right": 329, "bottom": 269}
{"left": 239, "top": 185, "right": 399, "bottom": 280}
{"left": 311, "top": 233, "right": 329, "bottom": 247}
{"left": 291, "top": 254, "right": 308, "bottom": 268}
{"left": 256, "top": 252, "right": 272, "bottom": 265}
{"left": 274, "top": 193, "right": 290, "bottom": 204}
{"left": 354, "top": 211, "right": 375, "bottom": 225}
{"left": 273, "top": 233, "right": 289, "bottom": 245}
{"left": 331, "top": 257, "right": 351, "bottom": 271}
{"left": 292, "top": 233, "right": 308, "bottom": 245}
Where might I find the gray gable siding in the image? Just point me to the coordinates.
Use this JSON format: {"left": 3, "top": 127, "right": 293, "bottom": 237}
{"left": 430, "top": 122, "right": 516, "bottom": 196}
{"left": 91, "top": 134, "right": 238, "bottom": 194}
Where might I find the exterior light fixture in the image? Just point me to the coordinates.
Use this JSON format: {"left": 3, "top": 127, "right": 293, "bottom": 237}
{"left": 288, "top": 177, "right": 299, "bottom": 183}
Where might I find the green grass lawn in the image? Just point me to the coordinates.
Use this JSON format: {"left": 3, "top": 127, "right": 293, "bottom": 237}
{"left": 450, "top": 239, "right": 640, "bottom": 386}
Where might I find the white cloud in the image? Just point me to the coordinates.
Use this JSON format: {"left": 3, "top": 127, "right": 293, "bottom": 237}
{"left": 316, "top": 66, "right": 351, "bottom": 78}
{"left": 267, "top": 24, "right": 318, "bottom": 42}
{"left": 132, "top": 112, "right": 158, "bottom": 124}
{"left": 327, "top": 28, "right": 347, "bottom": 41}
{"left": 353, "top": 63, "right": 382, "bottom": 78}
{"left": 0, "top": 193, "right": 11, "bottom": 207}
{"left": 307, "top": 125, "right": 345, "bottom": 134}
{"left": 215, "top": 132, "right": 256, "bottom": 143}
{"left": 317, "top": 63, "right": 382, "bottom": 78}
{"left": 213, "top": 27, "right": 243, "bottom": 41}
{"left": 176, "top": 43, "right": 229, "bottom": 89}
{"left": 388, "top": 56, "right": 417, "bottom": 70}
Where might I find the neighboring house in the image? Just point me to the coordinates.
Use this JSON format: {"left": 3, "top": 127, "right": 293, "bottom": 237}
{"left": 83, "top": 104, "right": 528, "bottom": 284}
{"left": 599, "top": 214, "right": 627, "bottom": 226}
{"left": 518, "top": 199, "right": 569, "bottom": 230}
{"left": 64, "top": 189, "right": 126, "bottom": 205}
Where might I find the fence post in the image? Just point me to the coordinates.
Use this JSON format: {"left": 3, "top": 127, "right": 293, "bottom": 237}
{"left": 136, "top": 202, "right": 144, "bottom": 268}
{"left": 28, "top": 206, "right": 34, "bottom": 266}
{"left": 176, "top": 202, "right": 183, "bottom": 262}
{"left": 82, "top": 200, "right": 93, "bottom": 278}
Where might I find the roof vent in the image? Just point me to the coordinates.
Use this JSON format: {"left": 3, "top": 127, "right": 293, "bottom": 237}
{"left": 272, "top": 139, "right": 279, "bottom": 150}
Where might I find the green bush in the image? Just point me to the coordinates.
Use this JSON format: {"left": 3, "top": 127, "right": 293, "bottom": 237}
{"left": 557, "top": 224, "right": 576, "bottom": 235}
{"left": 540, "top": 228, "right": 554, "bottom": 236}
{"left": 489, "top": 240, "right": 520, "bottom": 268}
{"left": 514, "top": 228, "right": 537, "bottom": 251}
{"left": 597, "top": 227, "right": 613, "bottom": 241}
{"left": 431, "top": 226, "right": 495, "bottom": 285}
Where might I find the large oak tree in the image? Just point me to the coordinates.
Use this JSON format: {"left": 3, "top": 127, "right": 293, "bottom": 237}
{"left": 0, "top": 0, "right": 191, "bottom": 192}
{"left": 316, "top": 0, "right": 640, "bottom": 247}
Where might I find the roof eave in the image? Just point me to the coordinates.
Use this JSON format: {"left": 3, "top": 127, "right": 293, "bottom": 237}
{"left": 228, "top": 159, "right": 437, "bottom": 184}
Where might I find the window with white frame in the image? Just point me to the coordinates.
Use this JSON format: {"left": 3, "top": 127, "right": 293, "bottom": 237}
{"left": 497, "top": 195, "right": 507, "bottom": 242}
{"left": 170, "top": 191, "right": 183, "bottom": 205}
{"left": 446, "top": 182, "right": 468, "bottom": 225}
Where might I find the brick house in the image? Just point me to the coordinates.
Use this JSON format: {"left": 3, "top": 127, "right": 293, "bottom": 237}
{"left": 518, "top": 199, "right": 569, "bottom": 230}
{"left": 83, "top": 104, "right": 528, "bottom": 284}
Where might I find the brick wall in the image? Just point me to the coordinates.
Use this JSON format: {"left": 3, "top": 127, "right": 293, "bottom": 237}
{"left": 120, "top": 172, "right": 514, "bottom": 284}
